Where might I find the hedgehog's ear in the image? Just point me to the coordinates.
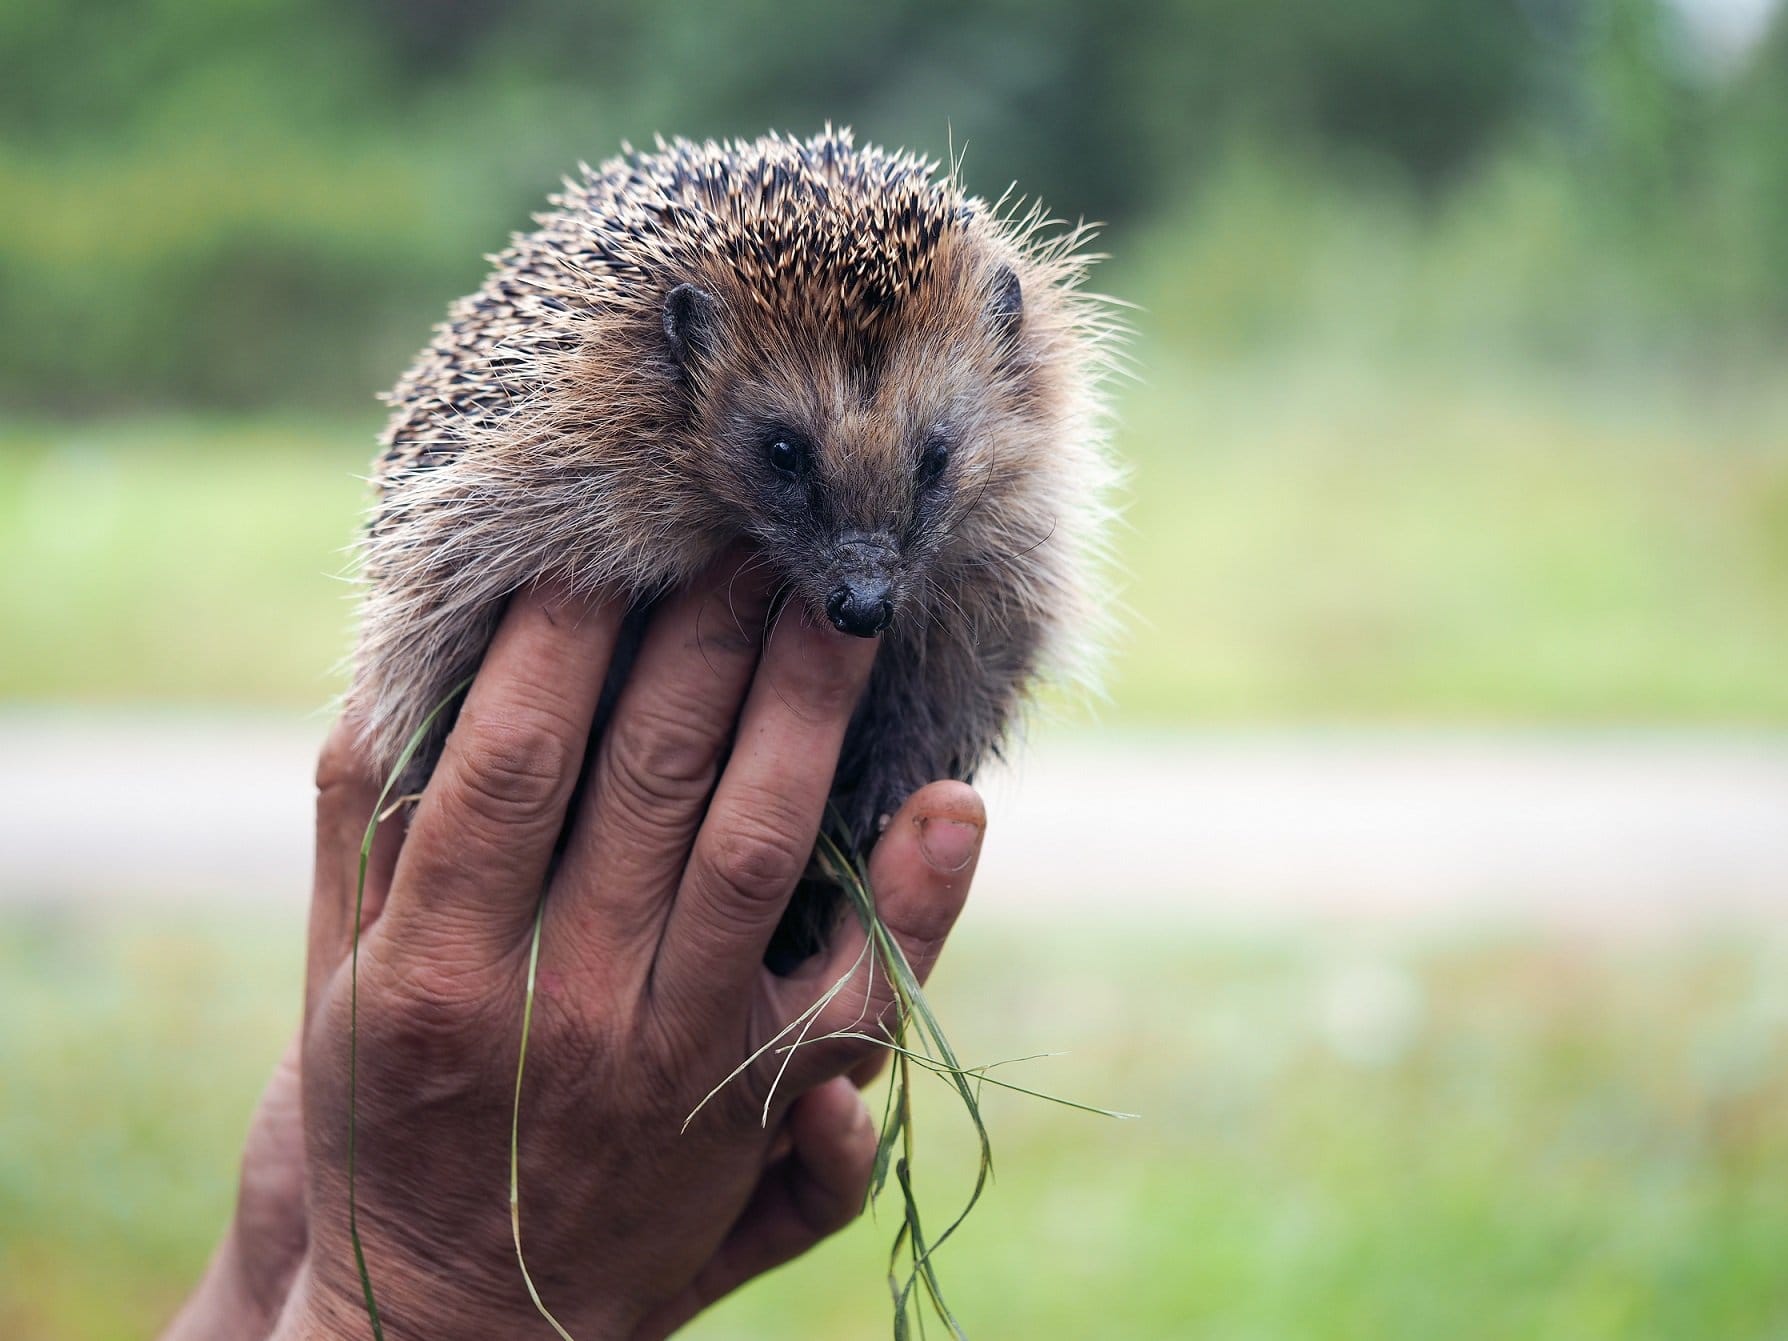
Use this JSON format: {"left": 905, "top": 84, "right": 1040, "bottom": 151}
{"left": 985, "top": 265, "right": 1024, "bottom": 343}
{"left": 663, "top": 283, "right": 719, "bottom": 369}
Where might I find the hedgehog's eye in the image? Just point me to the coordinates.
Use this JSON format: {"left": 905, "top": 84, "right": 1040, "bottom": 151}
{"left": 917, "top": 437, "right": 951, "bottom": 487}
{"left": 763, "top": 431, "right": 811, "bottom": 480}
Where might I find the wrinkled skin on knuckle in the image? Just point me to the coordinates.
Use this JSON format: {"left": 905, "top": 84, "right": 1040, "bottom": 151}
{"left": 703, "top": 801, "right": 812, "bottom": 913}
{"left": 452, "top": 713, "right": 576, "bottom": 831}
{"left": 601, "top": 707, "right": 723, "bottom": 823}
{"left": 303, "top": 959, "right": 493, "bottom": 1173}
{"left": 638, "top": 986, "right": 729, "bottom": 1101}
{"left": 358, "top": 937, "right": 506, "bottom": 1064}
{"left": 643, "top": 958, "right": 799, "bottom": 1127}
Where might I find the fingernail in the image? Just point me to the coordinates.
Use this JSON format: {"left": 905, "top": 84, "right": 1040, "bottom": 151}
{"left": 917, "top": 815, "right": 981, "bottom": 873}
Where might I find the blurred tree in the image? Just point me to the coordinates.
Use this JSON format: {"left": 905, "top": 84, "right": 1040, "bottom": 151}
{"left": 1723, "top": 7, "right": 1788, "bottom": 322}
{"left": 0, "top": 0, "right": 1780, "bottom": 412}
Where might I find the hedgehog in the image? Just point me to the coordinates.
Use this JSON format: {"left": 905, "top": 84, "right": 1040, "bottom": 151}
{"left": 350, "top": 127, "right": 1119, "bottom": 963}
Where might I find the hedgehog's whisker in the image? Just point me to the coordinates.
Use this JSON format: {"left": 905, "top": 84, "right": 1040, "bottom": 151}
{"left": 920, "top": 577, "right": 979, "bottom": 658}
{"left": 954, "top": 519, "right": 1059, "bottom": 570}
{"left": 725, "top": 551, "right": 778, "bottom": 641}
{"left": 756, "top": 578, "right": 803, "bottom": 718}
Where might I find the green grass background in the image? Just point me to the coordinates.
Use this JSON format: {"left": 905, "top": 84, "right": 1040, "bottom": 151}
{"left": 6, "top": 351, "right": 1788, "bottom": 724}
{"left": 4, "top": 912, "right": 1786, "bottom": 1339}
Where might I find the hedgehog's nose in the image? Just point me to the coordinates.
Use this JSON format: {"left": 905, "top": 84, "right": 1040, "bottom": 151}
{"left": 826, "top": 581, "right": 894, "bottom": 638}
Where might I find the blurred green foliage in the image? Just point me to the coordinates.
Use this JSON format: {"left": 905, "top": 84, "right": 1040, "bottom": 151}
{"left": 8, "top": 354, "right": 1788, "bottom": 721}
{"left": 2, "top": 0, "right": 1787, "bottom": 411}
{"left": 4, "top": 0, "right": 1788, "bottom": 719}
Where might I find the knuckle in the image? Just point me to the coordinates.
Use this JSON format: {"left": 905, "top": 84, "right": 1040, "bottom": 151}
{"left": 362, "top": 951, "right": 489, "bottom": 1062}
{"left": 603, "top": 706, "right": 721, "bottom": 815}
{"left": 314, "top": 721, "right": 369, "bottom": 796}
{"left": 705, "top": 806, "right": 810, "bottom": 907}
{"left": 452, "top": 714, "right": 575, "bottom": 827}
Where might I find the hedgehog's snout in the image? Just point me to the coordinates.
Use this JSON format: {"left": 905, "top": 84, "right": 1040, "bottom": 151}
{"left": 822, "top": 531, "right": 899, "bottom": 638}
{"left": 826, "top": 581, "right": 894, "bottom": 638}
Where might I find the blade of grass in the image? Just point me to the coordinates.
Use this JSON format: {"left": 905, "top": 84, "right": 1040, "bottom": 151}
{"left": 348, "top": 678, "right": 472, "bottom": 1340}
{"left": 790, "top": 1033, "right": 1139, "bottom": 1119}
{"left": 817, "top": 825, "right": 992, "bottom": 1259}
{"left": 812, "top": 806, "right": 1132, "bottom": 1336}
{"left": 816, "top": 819, "right": 983, "bottom": 1333}
{"left": 680, "top": 932, "right": 873, "bottom": 1133}
{"left": 869, "top": 1040, "right": 905, "bottom": 1204}
{"left": 511, "top": 897, "right": 579, "bottom": 1340}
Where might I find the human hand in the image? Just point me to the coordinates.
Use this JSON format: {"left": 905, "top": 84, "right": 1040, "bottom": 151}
{"left": 161, "top": 1050, "right": 894, "bottom": 1340}
{"left": 270, "top": 554, "right": 985, "bottom": 1339}
{"left": 159, "top": 1035, "right": 308, "bottom": 1341}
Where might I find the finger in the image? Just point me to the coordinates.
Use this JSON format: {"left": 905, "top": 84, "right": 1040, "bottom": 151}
{"left": 653, "top": 608, "right": 878, "bottom": 1023}
{"left": 776, "top": 780, "right": 983, "bottom": 1092}
{"left": 848, "top": 1045, "right": 891, "bottom": 1090}
{"left": 384, "top": 582, "right": 623, "bottom": 963}
{"left": 632, "top": 1077, "right": 876, "bottom": 1341}
{"left": 233, "top": 1032, "right": 309, "bottom": 1286}
{"left": 306, "top": 716, "right": 402, "bottom": 1024}
{"left": 779, "top": 1074, "right": 879, "bottom": 1231}
{"left": 546, "top": 550, "right": 773, "bottom": 993}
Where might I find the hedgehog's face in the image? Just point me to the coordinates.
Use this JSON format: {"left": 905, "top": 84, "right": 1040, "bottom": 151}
{"left": 661, "top": 259, "right": 1046, "bottom": 639}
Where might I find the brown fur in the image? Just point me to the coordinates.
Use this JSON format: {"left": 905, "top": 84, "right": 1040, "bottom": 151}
{"left": 351, "top": 129, "right": 1119, "bottom": 952}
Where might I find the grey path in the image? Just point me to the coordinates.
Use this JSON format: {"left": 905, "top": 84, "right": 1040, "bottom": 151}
{"left": 1, "top": 710, "right": 1784, "bottom": 928}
